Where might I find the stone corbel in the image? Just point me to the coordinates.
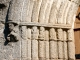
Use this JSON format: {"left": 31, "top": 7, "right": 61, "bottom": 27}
{"left": 7, "top": 21, "right": 19, "bottom": 42}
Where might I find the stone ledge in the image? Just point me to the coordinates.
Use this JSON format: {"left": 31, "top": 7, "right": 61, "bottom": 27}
{"left": 20, "top": 22, "right": 71, "bottom": 29}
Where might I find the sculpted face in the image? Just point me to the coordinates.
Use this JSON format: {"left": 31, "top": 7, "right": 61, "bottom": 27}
{"left": 9, "top": 23, "right": 14, "bottom": 31}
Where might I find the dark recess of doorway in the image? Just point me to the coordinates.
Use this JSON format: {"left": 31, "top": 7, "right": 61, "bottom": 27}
{"left": 75, "top": 54, "right": 80, "bottom": 59}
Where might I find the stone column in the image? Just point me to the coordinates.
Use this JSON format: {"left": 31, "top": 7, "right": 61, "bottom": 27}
{"left": 31, "top": 1, "right": 40, "bottom": 59}
{"left": 67, "top": 29, "right": 75, "bottom": 60}
{"left": 63, "top": 30, "right": 68, "bottom": 60}
{"left": 21, "top": 26, "right": 27, "bottom": 60}
{"left": 39, "top": 27, "right": 45, "bottom": 60}
{"left": 38, "top": 0, "right": 49, "bottom": 59}
{"left": 45, "top": 29, "right": 49, "bottom": 60}
{"left": 57, "top": 29, "right": 63, "bottom": 59}
{"left": 49, "top": 28, "right": 58, "bottom": 60}
{"left": 31, "top": 26, "right": 39, "bottom": 60}
{"left": 27, "top": 28, "right": 31, "bottom": 60}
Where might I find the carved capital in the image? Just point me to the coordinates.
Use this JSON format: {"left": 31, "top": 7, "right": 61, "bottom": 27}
{"left": 32, "top": 26, "right": 38, "bottom": 40}
{"left": 50, "top": 28, "right": 56, "bottom": 40}
{"left": 67, "top": 29, "right": 73, "bottom": 41}
{"left": 39, "top": 27, "right": 45, "bottom": 40}
{"left": 57, "top": 29, "right": 63, "bottom": 40}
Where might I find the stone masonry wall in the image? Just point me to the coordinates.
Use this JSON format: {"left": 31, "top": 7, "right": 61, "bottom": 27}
{"left": 0, "top": 0, "right": 80, "bottom": 60}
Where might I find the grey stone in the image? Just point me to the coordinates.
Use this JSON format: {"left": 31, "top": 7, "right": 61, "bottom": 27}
{"left": 0, "top": 0, "right": 79, "bottom": 60}
{"left": 7, "top": 23, "right": 20, "bottom": 42}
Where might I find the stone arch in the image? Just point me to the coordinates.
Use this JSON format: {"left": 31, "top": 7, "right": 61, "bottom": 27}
{"left": 0, "top": 0, "right": 80, "bottom": 60}
{"left": 7, "top": 0, "right": 80, "bottom": 60}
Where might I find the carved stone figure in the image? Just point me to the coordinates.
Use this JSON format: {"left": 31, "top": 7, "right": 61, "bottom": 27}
{"left": 39, "top": 27, "right": 45, "bottom": 40}
{"left": 7, "top": 22, "right": 19, "bottom": 42}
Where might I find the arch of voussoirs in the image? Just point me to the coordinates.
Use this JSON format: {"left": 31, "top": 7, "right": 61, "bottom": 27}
{"left": 7, "top": 0, "right": 80, "bottom": 60}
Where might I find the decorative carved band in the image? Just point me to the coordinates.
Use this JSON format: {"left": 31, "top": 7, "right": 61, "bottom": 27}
{"left": 20, "top": 22, "right": 71, "bottom": 29}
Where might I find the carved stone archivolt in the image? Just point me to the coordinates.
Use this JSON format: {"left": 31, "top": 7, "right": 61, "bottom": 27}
{"left": 1, "top": 0, "right": 79, "bottom": 60}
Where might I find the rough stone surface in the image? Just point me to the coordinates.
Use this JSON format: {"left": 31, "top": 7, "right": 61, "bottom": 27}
{"left": 39, "top": 41, "right": 45, "bottom": 58}
{"left": 31, "top": 0, "right": 42, "bottom": 22}
{"left": 45, "top": 30, "right": 49, "bottom": 41}
{"left": 58, "top": 41, "right": 64, "bottom": 59}
{"left": 49, "top": 28, "right": 57, "bottom": 40}
{"left": 67, "top": 29, "right": 74, "bottom": 41}
{"left": 21, "top": 26, "right": 27, "bottom": 58}
{"left": 45, "top": 41, "right": 49, "bottom": 60}
{"left": 39, "top": 27, "right": 45, "bottom": 40}
{"left": 0, "top": 0, "right": 80, "bottom": 60}
{"left": 27, "top": 28, "right": 31, "bottom": 60}
{"left": 63, "top": 42, "right": 68, "bottom": 59}
{"left": 57, "top": 29, "right": 63, "bottom": 41}
{"left": 50, "top": 41, "right": 58, "bottom": 59}
{"left": 31, "top": 40, "right": 38, "bottom": 60}
{"left": 68, "top": 42, "right": 75, "bottom": 60}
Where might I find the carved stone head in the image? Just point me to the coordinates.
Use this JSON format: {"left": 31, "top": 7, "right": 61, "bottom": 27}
{"left": 7, "top": 22, "right": 18, "bottom": 31}
{"left": 8, "top": 23, "right": 14, "bottom": 31}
